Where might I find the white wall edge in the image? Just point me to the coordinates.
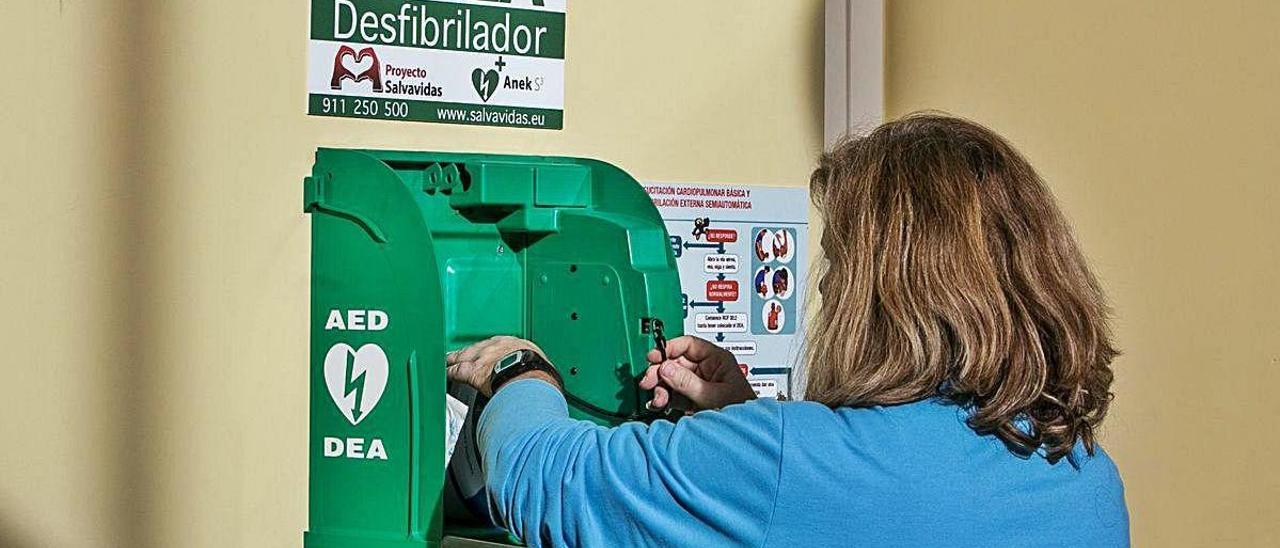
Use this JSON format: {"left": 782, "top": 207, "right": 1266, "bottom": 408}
{"left": 824, "top": 0, "right": 884, "bottom": 147}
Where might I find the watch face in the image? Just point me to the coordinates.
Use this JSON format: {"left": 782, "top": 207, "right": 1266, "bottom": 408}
{"left": 494, "top": 350, "right": 525, "bottom": 374}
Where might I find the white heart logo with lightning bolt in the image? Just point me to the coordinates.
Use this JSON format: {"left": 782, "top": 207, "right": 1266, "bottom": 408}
{"left": 324, "top": 343, "right": 389, "bottom": 426}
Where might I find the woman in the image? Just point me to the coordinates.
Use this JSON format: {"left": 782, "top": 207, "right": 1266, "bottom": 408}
{"left": 446, "top": 114, "right": 1129, "bottom": 547}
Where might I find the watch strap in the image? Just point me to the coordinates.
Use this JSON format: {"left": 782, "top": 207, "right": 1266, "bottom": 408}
{"left": 489, "top": 349, "right": 562, "bottom": 394}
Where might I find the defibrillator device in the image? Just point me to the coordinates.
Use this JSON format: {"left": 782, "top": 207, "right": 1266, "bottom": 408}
{"left": 302, "top": 149, "right": 683, "bottom": 547}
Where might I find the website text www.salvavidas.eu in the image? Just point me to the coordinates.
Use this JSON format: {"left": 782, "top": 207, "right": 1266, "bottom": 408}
{"left": 437, "top": 105, "right": 547, "bottom": 127}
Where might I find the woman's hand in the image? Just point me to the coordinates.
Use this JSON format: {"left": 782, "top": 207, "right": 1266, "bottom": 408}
{"left": 446, "top": 336, "right": 552, "bottom": 398}
{"left": 640, "top": 336, "right": 757, "bottom": 412}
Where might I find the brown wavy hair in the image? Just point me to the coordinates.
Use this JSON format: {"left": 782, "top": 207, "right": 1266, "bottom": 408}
{"left": 805, "top": 113, "right": 1117, "bottom": 463}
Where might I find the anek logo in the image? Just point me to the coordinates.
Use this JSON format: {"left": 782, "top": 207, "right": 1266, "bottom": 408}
{"left": 331, "top": 45, "right": 384, "bottom": 92}
{"left": 472, "top": 55, "right": 508, "bottom": 102}
{"left": 471, "top": 68, "right": 499, "bottom": 102}
{"left": 472, "top": 55, "right": 545, "bottom": 102}
{"left": 324, "top": 342, "right": 388, "bottom": 425}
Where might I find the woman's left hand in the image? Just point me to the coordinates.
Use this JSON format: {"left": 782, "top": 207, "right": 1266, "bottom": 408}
{"left": 446, "top": 336, "right": 548, "bottom": 397}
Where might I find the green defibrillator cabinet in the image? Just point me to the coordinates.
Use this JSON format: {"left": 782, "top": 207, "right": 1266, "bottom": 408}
{"left": 302, "top": 149, "right": 683, "bottom": 547}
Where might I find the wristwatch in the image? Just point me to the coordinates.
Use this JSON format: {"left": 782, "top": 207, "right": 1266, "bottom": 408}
{"left": 489, "top": 348, "right": 563, "bottom": 394}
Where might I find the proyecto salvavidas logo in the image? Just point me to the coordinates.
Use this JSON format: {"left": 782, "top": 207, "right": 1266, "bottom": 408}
{"left": 331, "top": 45, "right": 384, "bottom": 92}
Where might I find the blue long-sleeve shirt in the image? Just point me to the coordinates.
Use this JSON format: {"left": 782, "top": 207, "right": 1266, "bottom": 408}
{"left": 478, "top": 379, "right": 1129, "bottom": 547}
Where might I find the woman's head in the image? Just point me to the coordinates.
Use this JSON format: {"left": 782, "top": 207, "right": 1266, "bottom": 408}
{"left": 806, "top": 113, "right": 1117, "bottom": 463}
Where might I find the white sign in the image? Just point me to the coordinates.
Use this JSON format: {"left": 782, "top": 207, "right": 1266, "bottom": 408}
{"left": 308, "top": 0, "right": 567, "bottom": 129}
{"left": 749, "top": 379, "right": 779, "bottom": 399}
{"left": 648, "top": 182, "right": 809, "bottom": 401}
{"left": 695, "top": 313, "right": 749, "bottom": 334}
{"left": 704, "top": 254, "right": 740, "bottom": 273}
{"left": 721, "top": 340, "right": 757, "bottom": 356}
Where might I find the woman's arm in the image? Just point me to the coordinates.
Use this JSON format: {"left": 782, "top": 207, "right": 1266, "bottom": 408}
{"left": 478, "top": 379, "right": 784, "bottom": 548}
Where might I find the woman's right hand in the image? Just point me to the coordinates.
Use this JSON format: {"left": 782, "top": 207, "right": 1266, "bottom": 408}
{"left": 640, "top": 336, "right": 757, "bottom": 412}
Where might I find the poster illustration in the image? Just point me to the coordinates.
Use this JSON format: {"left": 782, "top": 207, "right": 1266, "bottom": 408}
{"left": 646, "top": 183, "right": 810, "bottom": 400}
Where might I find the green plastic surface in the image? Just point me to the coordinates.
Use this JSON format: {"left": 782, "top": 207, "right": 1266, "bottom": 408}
{"left": 303, "top": 149, "right": 683, "bottom": 547}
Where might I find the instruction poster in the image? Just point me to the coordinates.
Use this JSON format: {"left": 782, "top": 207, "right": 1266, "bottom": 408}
{"left": 307, "top": 0, "right": 566, "bottom": 129}
{"left": 646, "top": 183, "right": 810, "bottom": 400}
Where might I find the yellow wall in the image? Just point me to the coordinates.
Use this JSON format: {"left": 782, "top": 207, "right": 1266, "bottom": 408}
{"left": 0, "top": 1, "right": 823, "bottom": 546}
{"left": 886, "top": 1, "right": 1280, "bottom": 546}
{"left": 0, "top": 1, "right": 133, "bottom": 546}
